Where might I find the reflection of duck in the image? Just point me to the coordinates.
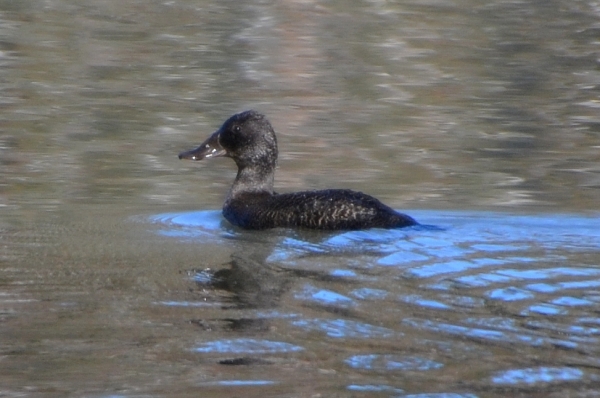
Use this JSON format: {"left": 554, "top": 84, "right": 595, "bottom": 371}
{"left": 179, "top": 110, "right": 417, "bottom": 230}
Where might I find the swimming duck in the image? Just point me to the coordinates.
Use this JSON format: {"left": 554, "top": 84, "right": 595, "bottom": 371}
{"left": 178, "top": 110, "right": 417, "bottom": 230}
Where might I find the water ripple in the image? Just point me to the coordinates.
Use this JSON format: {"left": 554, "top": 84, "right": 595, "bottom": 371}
{"left": 291, "top": 318, "right": 396, "bottom": 339}
{"left": 193, "top": 338, "right": 303, "bottom": 354}
{"left": 345, "top": 354, "right": 443, "bottom": 371}
{"left": 152, "top": 210, "right": 600, "bottom": 392}
{"left": 491, "top": 366, "right": 584, "bottom": 385}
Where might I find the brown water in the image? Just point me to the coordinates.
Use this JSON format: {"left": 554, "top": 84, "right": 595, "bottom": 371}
{"left": 1, "top": 1, "right": 599, "bottom": 397}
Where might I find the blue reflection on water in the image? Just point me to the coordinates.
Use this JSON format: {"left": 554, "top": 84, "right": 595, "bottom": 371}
{"left": 407, "top": 260, "right": 487, "bottom": 278}
{"left": 402, "top": 394, "right": 479, "bottom": 398}
{"left": 150, "top": 211, "right": 600, "bottom": 272}
{"left": 526, "top": 319, "right": 600, "bottom": 336}
{"left": 329, "top": 269, "right": 357, "bottom": 278}
{"left": 378, "top": 251, "right": 430, "bottom": 265}
{"left": 351, "top": 287, "right": 390, "bottom": 300}
{"left": 291, "top": 318, "right": 396, "bottom": 339}
{"left": 295, "top": 284, "right": 356, "bottom": 308}
{"left": 497, "top": 267, "right": 600, "bottom": 279}
{"left": 149, "top": 210, "right": 228, "bottom": 241}
{"left": 486, "top": 287, "right": 534, "bottom": 301}
{"left": 347, "top": 384, "right": 404, "bottom": 393}
{"left": 522, "top": 303, "right": 568, "bottom": 316}
{"left": 200, "top": 380, "right": 277, "bottom": 386}
{"left": 151, "top": 211, "right": 223, "bottom": 229}
{"left": 491, "top": 366, "right": 584, "bottom": 385}
{"left": 403, "top": 318, "right": 580, "bottom": 350}
{"left": 345, "top": 354, "right": 443, "bottom": 371}
{"left": 551, "top": 296, "right": 595, "bottom": 306}
{"left": 193, "top": 338, "right": 303, "bottom": 354}
{"left": 151, "top": 210, "right": 600, "bottom": 368}
{"left": 400, "top": 295, "right": 451, "bottom": 310}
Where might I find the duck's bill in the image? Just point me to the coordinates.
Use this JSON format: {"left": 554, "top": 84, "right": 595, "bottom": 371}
{"left": 178, "top": 131, "right": 227, "bottom": 161}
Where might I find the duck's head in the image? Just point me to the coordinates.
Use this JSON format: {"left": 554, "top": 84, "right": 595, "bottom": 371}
{"left": 178, "top": 110, "right": 278, "bottom": 170}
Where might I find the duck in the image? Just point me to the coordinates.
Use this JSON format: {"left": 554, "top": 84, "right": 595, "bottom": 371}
{"left": 178, "top": 110, "right": 417, "bottom": 230}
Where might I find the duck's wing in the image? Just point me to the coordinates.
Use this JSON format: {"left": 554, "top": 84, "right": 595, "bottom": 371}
{"left": 224, "top": 189, "right": 416, "bottom": 230}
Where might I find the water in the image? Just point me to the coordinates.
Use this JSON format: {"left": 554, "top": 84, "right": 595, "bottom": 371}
{"left": 1, "top": 1, "right": 599, "bottom": 396}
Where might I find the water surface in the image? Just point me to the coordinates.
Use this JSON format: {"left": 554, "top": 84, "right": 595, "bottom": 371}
{"left": 1, "top": 1, "right": 599, "bottom": 396}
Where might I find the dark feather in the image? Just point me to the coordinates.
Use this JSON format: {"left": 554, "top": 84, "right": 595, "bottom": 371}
{"left": 179, "top": 111, "right": 417, "bottom": 230}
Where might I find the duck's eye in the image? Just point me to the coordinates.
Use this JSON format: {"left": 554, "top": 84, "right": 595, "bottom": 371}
{"left": 233, "top": 125, "right": 241, "bottom": 133}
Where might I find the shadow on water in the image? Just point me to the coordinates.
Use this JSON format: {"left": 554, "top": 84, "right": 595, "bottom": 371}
{"left": 150, "top": 209, "right": 600, "bottom": 394}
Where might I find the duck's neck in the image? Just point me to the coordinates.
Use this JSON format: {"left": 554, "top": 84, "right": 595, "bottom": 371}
{"left": 227, "top": 165, "right": 275, "bottom": 200}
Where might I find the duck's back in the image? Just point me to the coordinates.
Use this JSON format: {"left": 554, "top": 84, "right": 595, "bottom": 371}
{"left": 223, "top": 189, "right": 417, "bottom": 230}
